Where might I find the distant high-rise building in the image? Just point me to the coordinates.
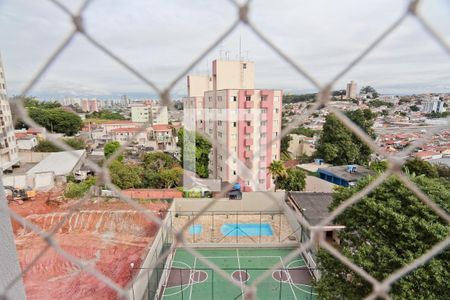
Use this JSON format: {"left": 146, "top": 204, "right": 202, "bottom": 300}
{"left": 422, "top": 99, "right": 445, "bottom": 113}
{"left": 184, "top": 59, "right": 282, "bottom": 191}
{"left": 345, "top": 80, "right": 357, "bottom": 99}
{"left": 121, "top": 95, "right": 128, "bottom": 107}
{"left": 0, "top": 53, "right": 19, "bottom": 171}
{"left": 131, "top": 103, "right": 168, "bottom": 125}
{"left": 81, "top": 99, "right": 99, "bottom": 112}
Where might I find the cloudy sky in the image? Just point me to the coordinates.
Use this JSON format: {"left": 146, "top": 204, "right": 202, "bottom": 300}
{"left": 0, "top": 0, "right": 449, "bottom": 99}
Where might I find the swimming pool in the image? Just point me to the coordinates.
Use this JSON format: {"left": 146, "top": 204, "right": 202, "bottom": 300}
{"left": 221, "top": 223, "right": 273, "bottom": 237}
{"left": 188, "top": 224, "right": 203, "bottom": 235}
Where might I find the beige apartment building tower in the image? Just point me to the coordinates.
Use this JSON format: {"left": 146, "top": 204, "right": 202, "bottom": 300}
{"left": 346, "top": 80, "right": 357, "bottom": 99}
{"left": 0, "top": 54, "right": 19, "bottom": 172}
{"left": 184, "top": 59, "right": 282, "bottom": 191}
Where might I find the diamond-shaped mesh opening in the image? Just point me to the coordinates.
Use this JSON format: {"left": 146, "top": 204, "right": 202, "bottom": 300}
{"left": 0, "top": 0, "right": 449, "bottom": 299}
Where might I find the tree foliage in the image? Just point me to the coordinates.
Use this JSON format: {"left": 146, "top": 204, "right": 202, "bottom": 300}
{"left": 403, "top": 158, "right": 439, "bottom": 178}
{"left": 276, "top": 168, "right": 306, "bottom": 191}
{"left": 64, "top": 176, "right": 96, "bottom": 199}
{"left": 177, "top": 128, "right": 211, "bottom": 178}
{"left": 142, "top": 152, "right": 182, "bottom": 189}
{"left": 367, "top": 99, "right": 394, "bottom": 108}
{"left": 86, "top": 109, "right": 125, "bottom": 120}
{"left": 104, "top": 141, "right": 121, "bottom": 159}
{"left": 316, "top": 175, "right": 450, "bottom": 299}
{"left": 28, "top": 107, "right": 82, "bottom": 136}
{"left": 360, "top": 86, "right": 379, "bottom": 98}
{"left": 109, "top": 160, "right": 143, "bottom": 189}
{"left": 283, "top": 94, "right": 316, "bottom": 104}
{"left": 268, "top": 160, "right": 288, "bottom": 191}
{"left": 316, "top": 109, "right": 375, "bottom": 166}
{"left": 34, "top": 138, "right": 86, "bottom": 152}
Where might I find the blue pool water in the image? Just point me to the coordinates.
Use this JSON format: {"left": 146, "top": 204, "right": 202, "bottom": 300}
{"left": 221, "top": 223, "right": 273, "bottom": 237}
{"left": 188, "top": 224, "right": 203, "bottom": 235}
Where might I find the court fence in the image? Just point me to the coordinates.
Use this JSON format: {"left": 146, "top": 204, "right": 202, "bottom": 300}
{"left": 135, "top": 267, "right": 317, "bottom": 300}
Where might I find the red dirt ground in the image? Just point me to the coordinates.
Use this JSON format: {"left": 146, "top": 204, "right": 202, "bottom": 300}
{"left": 9, "top": 187, "right": 169, "bottom": 300}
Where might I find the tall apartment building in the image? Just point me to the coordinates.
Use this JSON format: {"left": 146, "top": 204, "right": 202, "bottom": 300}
{"left": 422, "top": 99, "right": 445, "bottom": 113}
{"left": 131, "top": 103, "right": 168, "bottom": 125}
{"left": 184, "top": 59, "right": 282, "bottom": 191}
{"left": 345, "top": 80, "right": 357, "bottom": 99}
{"left": 0, "top": 54, "right": 19, "bottom": 172}
{"left": 81, "top": 99, "right": 99, "bottom": 112}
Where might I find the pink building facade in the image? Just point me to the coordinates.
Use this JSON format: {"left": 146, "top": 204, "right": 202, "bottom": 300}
{"left": 184, "top": 60, "right": 282, "bottom": 191}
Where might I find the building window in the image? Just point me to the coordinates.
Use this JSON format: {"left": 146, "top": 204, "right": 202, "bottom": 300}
{"left": 261, "top": 109, "right": 267, "bottom": 113}
{"left": 275, "top": 108, "right": 279, "bottom": 113}
{"left": 232, "top": 96, "right": 237, "bottom": 102}
{"left": 233, "top": 170, "right": 236, "bottom": 175}
{"left": 218, "top": 121, "right": 222, "bottom": 126}
{"left": 246, "top": 96, "right": 251, "bottom": 101}
{"left": 233, "top": 122, "right": 237, "bottom": 127}
{"left": 243, "top": 63, "right": 247, "bottom": 69}
{"left": 218, "top": 96, "right": 222, "bottom": 101}
{"left": 275, "top": 132, "right": 278, "bottom": 136}
{"left": 261, "top": 121, "right": 267, "bottom": 126}
{"left": 258, "top": 179, "right": 265, "bottom": 184}
{"left": 246, "top": 121, "right": 251, "bottom": 126}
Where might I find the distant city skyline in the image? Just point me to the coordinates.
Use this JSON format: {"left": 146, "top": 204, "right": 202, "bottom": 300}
{"left": 1, "top": 0, "right": 449, "bottom": 98}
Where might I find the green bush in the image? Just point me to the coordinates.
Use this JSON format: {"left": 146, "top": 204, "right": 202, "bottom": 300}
{"left": 64, "top": 176, "right": 96, "bottom": 199}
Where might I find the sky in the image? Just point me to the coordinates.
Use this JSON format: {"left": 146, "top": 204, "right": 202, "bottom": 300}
{"left": 0, "top": 0, "right": 449, "bottom": 100}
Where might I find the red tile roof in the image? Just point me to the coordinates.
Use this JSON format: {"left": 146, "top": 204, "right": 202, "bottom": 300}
{"left": 152, "top": 124, "right": 171, "bottom": 131}
{"left": 15, "top": 132, "right": 28, "bottom": 139}
{"left": 111, "top": 127, "right": 139, "bottom": 133}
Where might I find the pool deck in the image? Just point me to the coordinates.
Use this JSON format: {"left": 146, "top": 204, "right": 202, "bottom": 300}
{"left": 172, "top": 213, "right": 296, "bottom": 244}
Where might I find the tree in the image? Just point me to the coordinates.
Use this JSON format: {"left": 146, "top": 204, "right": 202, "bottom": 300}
{"left": 28, "top": 107, "right": 82, "bottom": 135}
{"left": 34, "top": 138, "right": 86, "bottom": 152}
{"left": 280, "top": 135, "right": 292, "bottom": 159}
{"left": 64, "top": 176, "right": 96, "bottom": 199}
{"left": 85, "top": 109, "right": 125, "bottom": 120}
{"left": 64, "top": 137, "right": 86, "bottom": 150}
{"left": 276, "top": 168, "right": 306, "bottom": 191}
{"left": 369, "top": 160, "right": 388, "bottom": 173}
{"left": 360, "top": 86, "right": 379, "bottom": 98}
{"left": 315, "top": 109, "right": 375, "bottom": 166}
{"left": 109, "top": 160, "right": 142, "bottom": 189}
{"left": 159, "top": 167, "right": 183, "bottom": 188}
{"left": 403, "top": 158, "right": 438, "bottom": 178}
{"left": 316, "top": 175, "right": 450, "bottom": 299}
{"left": 104, "top": 141, "right": 121, "bottom": 159}
{"left": 435, "top": 164, "right": 450, "bottom": 179}
{"left": 177, "top": 128, "right": 211, "bottom": 178}
{"left": 410, "top": 105, "right": 420, "bottom": 112}
{"left": 142, "top": 152, "right": 178, "bottom": 171}
{"left": 268, "top": 160, "right": 288, "bottom": 191}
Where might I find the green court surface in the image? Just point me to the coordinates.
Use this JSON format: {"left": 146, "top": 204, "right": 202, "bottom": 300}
{"left": 160, "top": 248, "right": 318, "bottom": 300}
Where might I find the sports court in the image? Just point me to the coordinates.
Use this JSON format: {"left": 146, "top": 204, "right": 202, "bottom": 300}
{"left": 159, "top": 248, "right": 317, "bottom": 300}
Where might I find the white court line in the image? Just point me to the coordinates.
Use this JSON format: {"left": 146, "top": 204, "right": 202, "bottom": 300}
{"left": 163, "top": 261, "right": 192, "bottom": 297}
{"left": 236, "top": 249, "right": 245, "bottom": 300}
{"left": 198, "top": 255, "right": 285, "bottom": 259}
{"left": 189, "top": 257, "right": 197, "bottom": 300}
{"left": 279, "top": 256, "right": 298, "bottom": 300}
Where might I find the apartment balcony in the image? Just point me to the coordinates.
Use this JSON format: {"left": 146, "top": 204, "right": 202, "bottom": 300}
{"left": 261, "top": 113, "right": 268, "bottom": 121}
{"left": 260, "top": 101, "right": 270, "bottom": 108}
{"left": 245, "top": 126, "right": 254, "bottom": 134}
{"left": 244, "top": 101, "right": 253, "bottom": 109}
{"left": 244, "top": 138, "right": 253, "bottom": 146}
{"left": 260, "top": 125, "right": 267, "bottom": 133}
{"left": 244, "top": 150, "right": 253, "bottom": 158}
{"left": 258, "top": 171, "right": 266, "bottom": 180}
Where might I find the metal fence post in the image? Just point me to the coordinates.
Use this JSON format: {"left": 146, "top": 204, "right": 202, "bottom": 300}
{"left": 0, "top": 178, "right": 26, "bottom": 299}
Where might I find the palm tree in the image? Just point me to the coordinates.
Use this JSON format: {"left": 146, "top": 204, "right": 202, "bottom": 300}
{"left": 268, "top": 160, "right": 288, "bottom": 191}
